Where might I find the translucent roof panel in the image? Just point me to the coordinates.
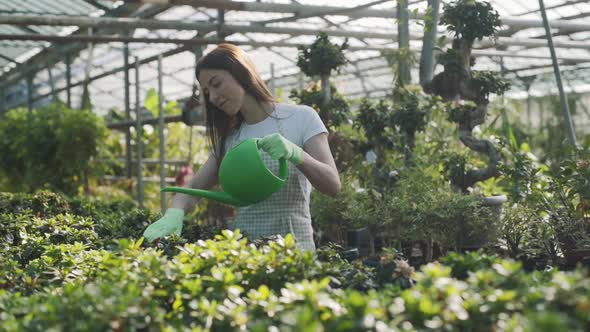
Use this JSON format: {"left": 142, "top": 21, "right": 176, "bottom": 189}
{"left": 0, "top": 0, "right": 589, "bottom": 115}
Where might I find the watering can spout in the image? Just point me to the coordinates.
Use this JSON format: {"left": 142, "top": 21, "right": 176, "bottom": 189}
{"left": 161, "top": 187, "right": 249, "bottom": 207}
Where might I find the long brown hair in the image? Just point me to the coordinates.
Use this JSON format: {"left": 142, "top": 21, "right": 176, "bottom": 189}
{"left": 195, "top": 43, "right": 274, "bottom": 163}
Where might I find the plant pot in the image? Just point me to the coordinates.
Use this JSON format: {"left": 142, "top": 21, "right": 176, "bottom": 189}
{"left": 347, "top": 227, "right": 370, "bottom": 256}
{"left": 456, "top": 194, "right": 507, "bottom": 250}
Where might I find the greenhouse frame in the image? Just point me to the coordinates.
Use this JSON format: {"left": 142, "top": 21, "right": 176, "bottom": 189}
{"left": 1, "top": 2, "right": 590, "bottom": 329}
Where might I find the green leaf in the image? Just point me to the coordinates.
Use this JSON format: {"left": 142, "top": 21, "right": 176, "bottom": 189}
{"left": 144, "top": 88, "right": 159, "bottom": 117}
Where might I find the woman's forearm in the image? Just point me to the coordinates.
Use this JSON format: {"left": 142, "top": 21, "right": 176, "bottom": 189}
{"left": 169, "top": 154, "right": 219, "bottom": 212}
{"left": 296, "top": 151, "right": 341, "bottom": 197}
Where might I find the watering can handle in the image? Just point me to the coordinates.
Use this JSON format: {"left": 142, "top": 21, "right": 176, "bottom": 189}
{"left": 255, "top": 138, "right": 289, "bottom": 182}
{"left": 278, "top": 157, "right": 288, "bottom": 181}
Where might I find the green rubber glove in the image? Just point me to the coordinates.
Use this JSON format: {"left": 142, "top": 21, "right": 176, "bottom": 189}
{"left": 257, "top": 133, "right": 304, "bottom": 165}
{"left": 142, "top": 208, "right": 184, "bottom": 242}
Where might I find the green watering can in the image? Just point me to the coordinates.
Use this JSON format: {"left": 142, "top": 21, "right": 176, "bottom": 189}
{"left": 161, "top": 138, "right": 288, "bottom": 207}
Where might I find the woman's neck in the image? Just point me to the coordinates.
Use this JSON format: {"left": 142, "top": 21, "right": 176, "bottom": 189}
{"left": 240, "top": 96, "right": 274, "bottom": 125}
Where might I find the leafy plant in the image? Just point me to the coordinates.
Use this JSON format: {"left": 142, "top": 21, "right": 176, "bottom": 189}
{"left": 0, "top": 103, "right": 109, "bottom": 195}
{"left": 296, "top": 32, "right": 348, "bottom": 78}
{"left": 440, "top": 0, "right": 501, "bottom": 43}
{"left": 295, "top": 32, "right": 349, "bottom": 126}
{"left": 423, "top": 0, "right": 509, "bottom": 193}
{"left": 289, "top": 82, "right": 351, "bottom": 130}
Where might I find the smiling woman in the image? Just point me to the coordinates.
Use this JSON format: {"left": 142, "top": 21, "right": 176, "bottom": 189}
{"left": 143, "top": 43, "right": 341, "bottom": 251}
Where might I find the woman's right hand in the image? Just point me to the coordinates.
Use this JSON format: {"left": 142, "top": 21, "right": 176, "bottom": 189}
{"left": 142, "top": 208, "right": 185, "bottom": 242}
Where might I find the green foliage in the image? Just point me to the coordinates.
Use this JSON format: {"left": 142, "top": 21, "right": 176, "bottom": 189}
{"left": 498, "top": 142, "right": 549, "bottom": 204}
{"left": 391, "top": 88, "right": 431, "bottom": 134}
{"left": 354, "top": 98, "right": 396, "bottom": 153}
{"left": 144, "top": 88, "right": 181, "bottom": 117}
{"left": 310, "top": 174, "right": 358, "bottom": 246}
{"left": 440, "top": 0, "right": 501, "bottom": 42}
{"left": 554, "top": 145, "right": 590, "bottom": 202}
{"left": 0, "top": 103, "right": 108, "bottom": 195}
{"left": 289, "top": 83, "right": 351, "bottom": 129}
{"left": 386, "top": 169, "right": 495, "bottom": 249}
{"left": 447, "top": 100, "right": 478, "bottom": 124}
{"left": 384, "top": 48, "right": 418, "bottom": 87}
{"left": 437, "top": 48, "right": 468, "bottom": 73}
{"left": 296, "top": 32, "right": 348, "bottom": 77}
{"left": 440, "top": 250, "right": 500, "bottom": 279}
{"left": 499, "top": 203, "right": 558, "bottom": 264}
{"left": 443, "top": 152, "right": 469, "bottom": 185}
{"left": 470, "top": 70, "right": 512, "bottom": 101}
{"left": 1, "top": 192, "right": 590, "bottom": 331}
{"left": 535, "top": 145, "right": 590, "bottom": 254}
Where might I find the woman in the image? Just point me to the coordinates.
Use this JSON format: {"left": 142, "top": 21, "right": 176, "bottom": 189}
{"left": 143, "top": 43, "right": 341, "bottom": 251}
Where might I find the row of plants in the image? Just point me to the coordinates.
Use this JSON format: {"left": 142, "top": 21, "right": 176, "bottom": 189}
{"left": 291, "top": 0, "right": 589, "bottom": 269}
{"left": 1, "top": 191, "right": 590, "bottom": 331}
{"left": 1, "top": 0, "right": 588, "bottom": 269}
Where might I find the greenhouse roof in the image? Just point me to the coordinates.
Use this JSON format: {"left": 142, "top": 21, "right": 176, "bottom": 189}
{"left": 1, "top": 0, "right": 590, "bottom": 115}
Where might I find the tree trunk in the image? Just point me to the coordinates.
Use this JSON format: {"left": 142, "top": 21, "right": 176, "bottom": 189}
{"left": 456, "top": 38, "right": 474, "bottom": 77}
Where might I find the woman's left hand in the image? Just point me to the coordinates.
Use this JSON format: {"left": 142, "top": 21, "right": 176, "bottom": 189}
{"left": 257, "top": 133, "right": 304, "bottom": 165}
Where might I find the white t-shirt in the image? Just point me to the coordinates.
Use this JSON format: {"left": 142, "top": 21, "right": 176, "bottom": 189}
{"left": 224, "top": 103, "right": 328, "bottom": 250}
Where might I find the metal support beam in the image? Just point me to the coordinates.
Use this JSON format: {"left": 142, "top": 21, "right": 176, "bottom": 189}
{"left": 4, "top": 13, "right": 590, "bottom": 41}
{"left": 1, "top": 34, "right": 589, "bottom": 62}
{"left": 65, "top": 53, "right": 72, "bottom": 108}
{"left": 0, "top": 53, "right": 19, "bottom": 64}
{"left": 158, "top": 54, "right": 166, "bottom": 211}
{"left": 134, "top": 56, "right": 144, "bottom": 207}
{"left": 111, "top": 0, "right": 402, "bottom": 19}
{"left": 46, "top": 65, "right": 56, "bottom": 101}
{"left": 539, "top": 0, "right": 577, "bottom": 146}
{"left": 108, "top": 114, "right": 184, "bottom": 130}
{"left": 0, "top": 3, "right": 146, "bottom": 96}
{"left": 2, "top": 23, "right": 590, "bottom": 52}
{"left": 124, "top": 42, "right": 132, "bottom": 178}
{"left": 0, "top": 86, "right": 5, "bottom": 113}
{"left": 26, "top": 75, "right": 33, "bottom": 113}
{"left": 6, "top": 34, "right": 590, "bottom": 111}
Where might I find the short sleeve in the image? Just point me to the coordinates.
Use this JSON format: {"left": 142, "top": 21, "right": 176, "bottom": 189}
{"left": 301, "top": 106, "right": 328, "bottom": 144}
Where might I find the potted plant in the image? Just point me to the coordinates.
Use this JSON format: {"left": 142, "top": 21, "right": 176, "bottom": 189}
{"left": 542, "top": 145, "right": 590, "bottom": 267}
{"left": 290, "top": 32, "right": 354, "bottom": 171}
{"left": 423, "top": 0, "right": 511, "bottom": 247}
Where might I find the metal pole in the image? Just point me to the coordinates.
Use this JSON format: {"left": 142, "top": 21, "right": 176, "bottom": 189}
{"left": 158, "top": 55, "right": 166, "bottom": 211}
{"left": 124, "top": 43, "right": 132, "bottom": 178}
{"left": 135, "top": 56, "right": 144, "bottom": 208}
{"left": 46, "top": 66, "right": 56, "bottom": 101}
{"left": 527, "top": 90, "right": 532, "bottom": 125}
{"left": 65, "top": 53, "right": 72, "bottom": 108}
{"left": 0, "top": 89, "right": 4, "bottom": 113}
{"left": 26, "top": 75, "right": 33, "bottom": 113}
{"left": 538, "top": 0, "right": 577, "bottom": 146}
